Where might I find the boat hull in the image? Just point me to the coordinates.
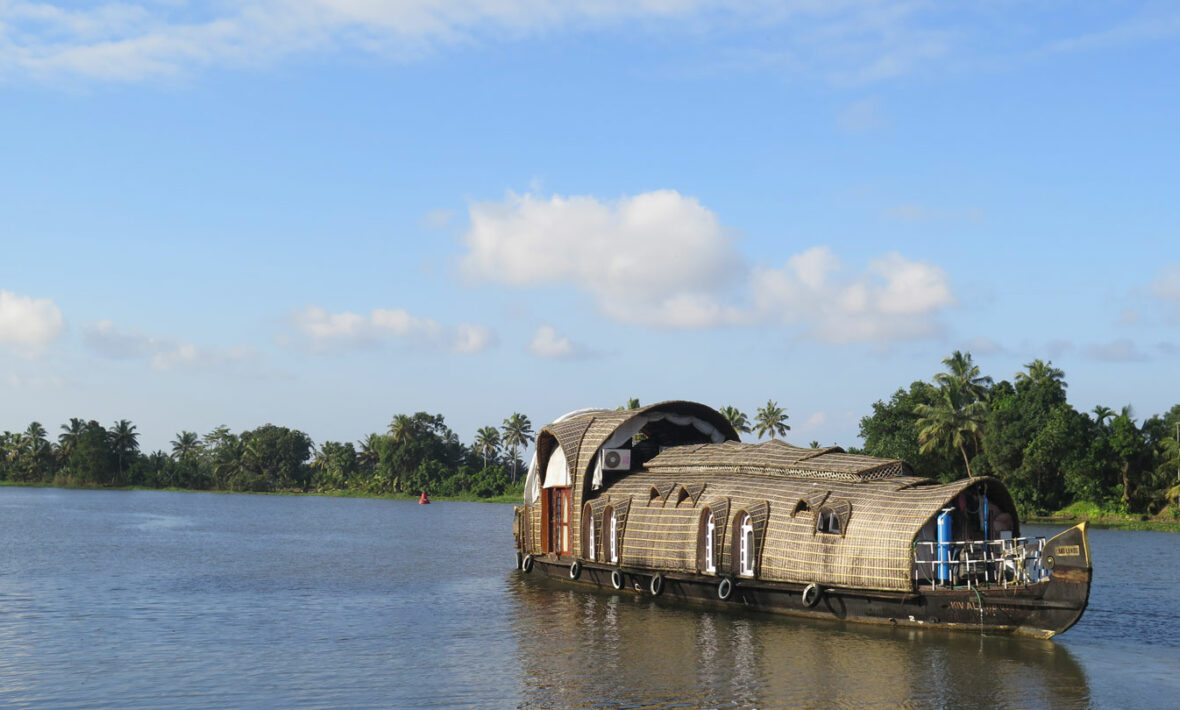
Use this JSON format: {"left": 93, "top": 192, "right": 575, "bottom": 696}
{"left": 518, "top": 523, "right": 1091, "bottom": 639}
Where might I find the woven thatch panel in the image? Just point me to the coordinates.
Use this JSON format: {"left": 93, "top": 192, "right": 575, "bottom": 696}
{"left": 521, "top": 503, "right": 540, "bottom": 554}
{"left": 646, "top": 439, "right": 910, "bottom": 482}
{"left": 680, "top": 483, "right": 706, "bottom": 506}
{"left": 620, "top": 495, "right": 699, "bottom": 570}
{"left": 589, "top": 471, "right": 1016, "bottom": 592}
{"left": 805, "top": 490, "right": 830, "bottom": 509}
{"left": 649, "top": 481, "right": 676, "bottom": 506}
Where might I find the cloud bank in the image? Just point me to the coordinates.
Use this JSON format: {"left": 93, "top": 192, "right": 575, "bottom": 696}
{"left": 462, "top": 190, "right": 955, "bottom": 343}
{"left": 290, "top": 305, "right": 495, "bottom": 354}
{"left": 0, "top": 289, "right": 64, "bottom": 354}
{"left": 83, "top": 319, "right": 256, "bottom": 372}
{"left": 12, "top": 1, "right": 1155, "bottom": 84}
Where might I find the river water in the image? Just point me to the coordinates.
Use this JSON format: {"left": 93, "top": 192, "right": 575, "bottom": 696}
{"left": 0, "top": 487, "right": 1175, "bottom": 708}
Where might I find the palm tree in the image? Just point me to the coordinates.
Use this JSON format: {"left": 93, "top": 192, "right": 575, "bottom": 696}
{"left": 933, "top": 351, "right": 992, "bottom": 403}
{"left": 1092, "top": 405, "right": 1115, "bottom": 427}
{"left": 170, "top": 431, "right": 202, "bottom": 461}
{"left": 718, "top": 406, "right": 751, "bottom": 435}
{"left": 357, "top": 433, "right": 380, "bottom": 472}
{"left": 1015, "top": 359, "right": 1066, "bottom": 389}
{"left": 618, "top": 398, "right": 641, "bottom": 411}
{"left": 109, "top": 419, "right": 140, "bottom": 483}
{"left": 58, "top": 417, "right": 85, "bottom": 462}
{"left": 474, "top": 426, "right": 501, "bottom": 468}
{"left": 388, "top": 414, "right": 416, "bottom": 445}
{"left": 501, "top": 413, "right": 535, "bottom": 482}
{"left": 754, "top": 400, "right": 790, "bottom": 440}
{"left": 914, "top": 386, "right": 987, "bottom": 477}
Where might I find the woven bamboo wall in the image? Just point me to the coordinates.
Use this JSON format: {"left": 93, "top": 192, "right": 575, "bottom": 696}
{"left": 586, "top": 471, "right": 1014, "bottom": 592}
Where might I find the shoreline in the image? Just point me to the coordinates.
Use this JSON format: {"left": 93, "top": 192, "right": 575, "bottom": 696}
{"left": 1025, "top": 514, "right": 1180, "bottom": 533}
{"left": 0, "top": 480, "right": 522, "bottom": 505}
{"left": 6, "top": 482, "right": 1177, "bottom": 527}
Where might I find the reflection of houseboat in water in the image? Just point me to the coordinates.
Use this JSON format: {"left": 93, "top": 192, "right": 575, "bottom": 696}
{"left": 513, "top": 401, "right": 1092, "bottom": 638}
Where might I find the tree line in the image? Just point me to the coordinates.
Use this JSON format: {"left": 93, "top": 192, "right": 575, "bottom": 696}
{"left": 0, "top": 412, "right": 537, "bottom": 499}
{"left": 851, "top": 352, "right": 1180, "bottom": 516}
{"left": 5, "top": 358, "right": 1179, "bottom": 515}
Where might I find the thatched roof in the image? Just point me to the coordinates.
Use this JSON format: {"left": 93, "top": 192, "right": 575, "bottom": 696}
{"left": 646, "top": 439, "right": 911, "bottom": 482}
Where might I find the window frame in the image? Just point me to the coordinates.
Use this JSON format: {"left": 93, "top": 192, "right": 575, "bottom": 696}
{"left": 738, "top": 513, "right": 755, "bottom": 577}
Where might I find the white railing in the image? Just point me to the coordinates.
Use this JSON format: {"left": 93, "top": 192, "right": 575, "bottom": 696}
{"left": 913, "top": 537, "right": 1048, "bottom": 589}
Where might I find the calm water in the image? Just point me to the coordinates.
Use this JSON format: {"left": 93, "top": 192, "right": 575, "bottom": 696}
{"left": 0, "top": 488, "right": 1176, "bottom": 709}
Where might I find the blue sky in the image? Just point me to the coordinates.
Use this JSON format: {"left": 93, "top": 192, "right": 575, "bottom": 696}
{"left": 2, "top": 1, "right": 1179, "bottom": 453}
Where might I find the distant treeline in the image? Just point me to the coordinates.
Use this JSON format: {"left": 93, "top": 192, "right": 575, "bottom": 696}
{"left": 0, "top": 412, "right": 536, "bottom": 499}
{"left": 851, "top": 353, "right": 1180, "bottom": 516}
{"left": 4, "top": 353, "right": 1179, "bottom": 515}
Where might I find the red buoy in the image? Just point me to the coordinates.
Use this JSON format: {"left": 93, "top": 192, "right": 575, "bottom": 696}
{"left": 419, "top": 491, "right": 431, "bottom": 505}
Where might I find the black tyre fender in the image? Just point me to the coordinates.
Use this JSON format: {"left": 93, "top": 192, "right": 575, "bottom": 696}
{"left": 650, "top": 573, "right": 664, "bottom": 596}
{"left": 521, "top": 554, "right": 534, "bottom": 573}
{"left": 717, "top": 576, "right": 734, "bottom": 601}
{"left": 569, "top": 560, "right": 581, "bottom": 580}
{"left": 611, "top": 568, "right": 624, "bottom": 590}
{"left": 802, "top": 582, "right": 822, "bottom": 608}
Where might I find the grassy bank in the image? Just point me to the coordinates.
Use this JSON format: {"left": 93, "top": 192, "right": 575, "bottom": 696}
{"left": 1025, "top": 501, "right": 1180, "bottom": 532}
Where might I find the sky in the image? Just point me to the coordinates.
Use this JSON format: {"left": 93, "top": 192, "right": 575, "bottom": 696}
{"left": 2, "top": 1, "right": 1179, "bottom": 454}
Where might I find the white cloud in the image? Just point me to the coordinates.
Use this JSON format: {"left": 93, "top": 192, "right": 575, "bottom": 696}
{"left": 452, "top": 323, "right": 496, "bottom": 353}
{"left": 805, "top": 411, "right": 826, "bottom": 427}
{"left": 750, "top": 247, "right": 955, "bottom": 343}
{"left": 82, "top": 319, "right": 256, "bottom": 372}
{"left": 290, "top": 305, "right": 495, "bottom": 353}
{"left": 0, "top": 1, "right": 735, "bottom": 81}
{"left": 0, "top": 289, "right": 65, "bottom": 354}
{"left": 527, "top": 324, "right": 595, "bottom": 360}
{"left": 462, "top": 189, "right": 746, "bottom": 329}
{"left": 0, "top": 1, "right": 983, "bottom": 84}
{"left": 461, "top": 190, "right": 957, "bottom": 343}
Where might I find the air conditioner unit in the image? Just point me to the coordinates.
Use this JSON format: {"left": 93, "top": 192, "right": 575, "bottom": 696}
{"left": 601, "top": 448, "right": 631, "bottom": 472}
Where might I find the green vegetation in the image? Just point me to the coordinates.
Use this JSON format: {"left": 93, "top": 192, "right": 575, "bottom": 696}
{"left": 1, "top": 411, "right": 531, "bottom": 501}
{"left": 856, "top": 351, "right": 1180, "bottom": 523}
{"left": 5, "top": 353, "right": 1179, "bottom": 524}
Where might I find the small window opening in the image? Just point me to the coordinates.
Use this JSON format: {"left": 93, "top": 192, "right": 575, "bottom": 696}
{"left": 817, "top": 508, "right": 841, "bottom": 535}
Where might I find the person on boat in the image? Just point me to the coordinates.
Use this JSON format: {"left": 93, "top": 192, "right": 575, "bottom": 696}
{"left": 419, "top": 491, "right": 430, "bottom": 504}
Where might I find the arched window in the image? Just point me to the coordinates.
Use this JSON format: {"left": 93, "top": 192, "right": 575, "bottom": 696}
{"left": 582, "top": 500, "right": 599, "bottom": 561}
{"left": 699, "top": 508, "right": 716, "bottom": 573}
{"left": 606, "top": 506, "right": 619, "bottom": 564}
{"left": 586, "top": 510, "right": 597, "bottom": 561}
{"left": 738, "top": 514, "right": 755, "bottom": 577}
{"left": 817, "top": 508, "right": 841, "bottom": 534}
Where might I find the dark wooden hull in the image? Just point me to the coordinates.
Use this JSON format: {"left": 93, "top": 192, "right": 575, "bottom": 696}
{"left": 518, "top": 523, "right": 1091, "bottom": 639}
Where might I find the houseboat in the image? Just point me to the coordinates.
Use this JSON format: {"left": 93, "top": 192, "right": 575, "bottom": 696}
{"left": 513, "top": 401, "right": 1091, "bottom": 638}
